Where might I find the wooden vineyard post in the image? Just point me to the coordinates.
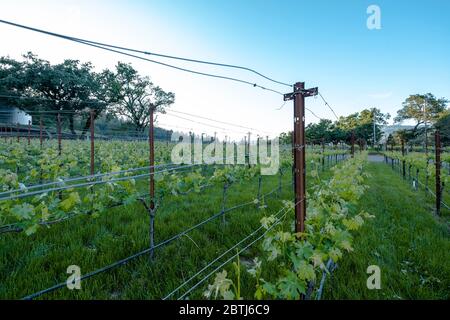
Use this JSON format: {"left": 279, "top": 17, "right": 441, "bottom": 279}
{"left": 415, "top": 168, "right": 419, "bottom": 191}
{"left": 435, "top": 131, "right": 441, "bottom": 216}
{"left": 16, "top": 122, "right": 20, "bottom": 143}
{"left": 224, "top": 135, "right": 228, "bottom": 164}
{"left": 57, "top": 113, "right": 62, "bottom": 156}
{"left": 40, "top": 117, "right": 43, "bottom": 148}
{"left": 321, "top": 138, "right": 325, "bottom": 171}
{"left": 221, "top": 183, "right": 229, "bottom": 224}
{"left": 256, "top": 175, "right": 263, "bottom": 208}
{"left": 189, "top": 131, "right": 194, "bottom": 164}
{"left": 247, "top": 132, "right": 251, "bottom": 168}
{"left": 90, "top": 110, "right": 95, "bottom": 176}
{"left": 284, "top": 82, "right": 318, "bottom": 234}
{"left": 149, "top": 107, "right": 155, "bottom": 210}
{"left": 27, "top": 120, "right": 31, "bottom": 146}
{"left": 278, "top": 169, "right": 283, "bottom": 197}
{"left": 256, "top": 135, "right": 260, "bottom": 166}
{"left": 425, "top": 159, "right": 430, "bottom": 196}
{"left": 401, "top": 139, "right": 406, "bottom": 179}
{"left": 351, "top": 131, "right": 355, "bottom": 158}
{"left": 149, "top": 106, "right": 156, "bottom": 259}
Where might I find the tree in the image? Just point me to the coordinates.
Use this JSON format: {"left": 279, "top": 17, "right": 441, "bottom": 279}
{"left": 279, "top": 132, "right": 292, "bottom": 145}
{"left": 0, "top": 56, "right": 27, "bottom": 95}
{"left": 1, "top": 53, "right": 103, "bottom": 134}
{"left": 395, "top": 93, "right": 448, "bottom": 133}
{"left": 434, "top": 112, "right": 450, "bottom": 145}
{"left": 78, "top": 69, "right": 122, "bottom": 138}
{"left": 386, "top": 134, "right": 395, "bottom": 150}
{"left": 337, "top": 108, "right": 389, "bottom": 147}
{"left": 112, "top": 62, "right": 175, "bottom": 131}
{"left": 328, "top": 123, "right": 348, "bottom": 145}
{"left": 306, "top": 119, "right": 332, "bottom": 144}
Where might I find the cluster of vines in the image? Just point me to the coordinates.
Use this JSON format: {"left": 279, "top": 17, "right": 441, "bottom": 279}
{"left": 203, "top": 154, "right": 372, "bottom": 300}
{"left": 0, "top": 138, "right": 350, "bottom": 236}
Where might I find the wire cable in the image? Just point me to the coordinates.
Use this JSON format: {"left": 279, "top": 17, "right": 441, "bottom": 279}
{"left": 306, "top": 107, "right": 325, "bottom": 121}
{"left": 0, "top": 163, "right": 203, "bottom": 201}
{"left": 163, "top": 198, "right": 294, "bottom": 300}
{"left": 0, "top": 20, "right": 291, "bottom": 88}
{"left": 0, "top": 94, "right": 107, "bottom": 107}
{"left": 0, "top": 19, "right": 286, "bottom": 96}
{"left": 318, "top": 92, "right": 340, "bottom": 120}
{"left": 166, "top": 110, "right": 273, "bottom": 135}
{"left": 175, "top": 199, "right": 301, "bottom": 300}
{"left": 164, "top": 112, "right": 250, "bottom": 135}
{"left": 20, "top": 182, "right": 289, "bottom": 300}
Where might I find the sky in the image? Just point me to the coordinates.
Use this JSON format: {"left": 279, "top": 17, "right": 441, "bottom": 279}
{"left": 1, "top": 0, "right": 449, "bottom": 140}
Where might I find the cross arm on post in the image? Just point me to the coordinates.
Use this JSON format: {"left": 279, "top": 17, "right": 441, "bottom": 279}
{"left": 284, "top": 86, "right": 318, "bottom": 101}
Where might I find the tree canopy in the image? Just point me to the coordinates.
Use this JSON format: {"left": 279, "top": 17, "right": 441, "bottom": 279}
{"left": 112, "top": 62, "right": 175, "bottom": 131}
{"left": 395, "top": 93, "right": 448, "bottom": 131}
{"left": 0, "top": 52, "right": 175, "bottom": 136}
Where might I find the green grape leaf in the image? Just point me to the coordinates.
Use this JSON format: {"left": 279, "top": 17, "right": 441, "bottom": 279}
{"left": 25, "top": 224, "right": 39, "bottom": 236}
{"left": 277, "top": 272, "right": 306, "bottom": 300}
{"left": 11, "top": 203, "right": 35, "bottom": 220}
{"left": 60, "top": 192, "right": 81, "bottom": 211}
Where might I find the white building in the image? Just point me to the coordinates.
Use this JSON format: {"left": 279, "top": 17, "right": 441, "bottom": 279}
{"left": 0, "top": 105, "right": 32, "bottom": 125}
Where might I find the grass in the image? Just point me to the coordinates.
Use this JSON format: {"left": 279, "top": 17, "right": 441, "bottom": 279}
{"left": 2, "top": 157, "right": 449, "bottom": 300}
{"left": 324, "top": 161, "right": 450, "bottom": 299}
{"left": 0, "top": 166, "right": 306, "bottom": 300}
{"left": 384, "top": 156, "right": 450, "bottom": 218}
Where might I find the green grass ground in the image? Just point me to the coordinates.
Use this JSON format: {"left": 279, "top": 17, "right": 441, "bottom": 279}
{"left": 0, "top": 168, "right": 303, "bottom": 300}
{"left": 2, "top": 159, "right": 449, "bottom": 300}
{"left": 384, "top": 156, "right": 450, "bottom": 216}
{"left": 325, "top": 162, "right": 450, "bottom": 299}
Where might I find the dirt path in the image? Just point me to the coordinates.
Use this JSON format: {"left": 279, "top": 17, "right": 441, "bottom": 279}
{"left": 368, "top": 154, "right": 385, "bottom": 163}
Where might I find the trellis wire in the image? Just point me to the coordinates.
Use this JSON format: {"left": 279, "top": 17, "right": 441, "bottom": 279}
{"left": 315, "top": 259, "right": 337, "bottom": 300}
{"left": 384, "top": 155, "right": 450, "bottom": 211}
{"left": 175, "top": 200, "right": 303, "bottom": 300}
{"left": 0, "top": 163, "right": 178, "bottom": 197}
{"left": 21, "top": 181, "right": 290, "bottom": 300}
{"left": 0, "top": 163, "right": 205, "bottom": 201}
{"left": 163, "top": 198, "right": 295, "bottom": 300}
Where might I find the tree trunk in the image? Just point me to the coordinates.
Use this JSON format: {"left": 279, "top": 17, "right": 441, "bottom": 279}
{"left": 80, "top": 113, "right": 99, "bottom": 139}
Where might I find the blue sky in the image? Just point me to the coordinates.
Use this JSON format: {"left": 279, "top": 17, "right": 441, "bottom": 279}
{"left": 1, "top": 0, "right": 449, "bottom": 139}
